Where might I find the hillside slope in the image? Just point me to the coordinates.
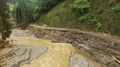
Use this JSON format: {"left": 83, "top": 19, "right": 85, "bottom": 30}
{"left": 35, "top": 0, "right": 120, "bottom": 36}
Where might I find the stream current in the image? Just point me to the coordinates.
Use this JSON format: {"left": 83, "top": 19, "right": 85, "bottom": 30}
{"left": 8, "top": 29, "right": 101, "bottom": 67}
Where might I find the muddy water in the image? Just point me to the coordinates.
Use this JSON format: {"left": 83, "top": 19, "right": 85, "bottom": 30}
{"left": 74, "top": 49, "right": 101, "bottom": 67}
{"left": 9, "top": 35, "right": 101, "bottom": 67}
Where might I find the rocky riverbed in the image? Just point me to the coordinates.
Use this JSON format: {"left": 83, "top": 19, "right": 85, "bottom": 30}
{"left": 26, "top": 25, "right": 120, "bottom": 67}
{"left": 0, "top": 28, "right": 101, "bottom": 67}
{"left": 0, "top": 29, "right": 48, "bottom": 67}
{"left": 0, "top": 45, "right": 48, "bottom": 67}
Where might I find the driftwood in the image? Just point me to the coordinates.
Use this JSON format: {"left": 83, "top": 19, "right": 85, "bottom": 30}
{"left": 0, "top": 41, "right": 9, "bottom": 47}
{"left": 112, "top": 56, "right": 120, "bottom": 64}
{"left": 0, "top": 41, "right": 12, "bottom": 49}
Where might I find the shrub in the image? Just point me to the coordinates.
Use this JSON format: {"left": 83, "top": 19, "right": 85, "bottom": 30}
{"left": 108, "top": 0, "right": 114, "bottom": 6}
{"left": 70, "top": 0, "right": 99, "bottom": 28}
{"left": 79, "top": 13, "right": 97, "bottom": 27}
{"left": 69, "top": 0, "right": 90, "bottom": 14}
{"left": 112, "top": 6, "right": 120, "bottom": 13}
{"left": 61, "top": 1, "right": 65, "bottom": 8}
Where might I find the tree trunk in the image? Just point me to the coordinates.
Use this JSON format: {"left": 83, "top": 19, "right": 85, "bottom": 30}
{"left": 0, "top": 16, "right": 5, "bottom": 42}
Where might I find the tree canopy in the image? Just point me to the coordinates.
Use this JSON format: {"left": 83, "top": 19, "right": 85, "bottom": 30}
{"left": 0, "top": 0, "right": 12, "bottom": 43}
{"left": 12, "top": 0, "right": 64, "bottom": 26}
{"left": 12, "top": 0, "right": 33, "bottom": 27}
{"left": 33, "top": 0, "right": 64, "bottom": 20}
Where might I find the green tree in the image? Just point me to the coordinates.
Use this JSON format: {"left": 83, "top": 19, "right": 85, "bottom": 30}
{"left": 0, "top": 0, "right": 12, "bottom": 43}
{"left": 70, "top": 0, "right": 90, "bottom": 14}
{"left": 33, "top": 0, "right": 64, "bottom": 20}
{"left": 12, "top": 0, "right": 33, "bottom": 27}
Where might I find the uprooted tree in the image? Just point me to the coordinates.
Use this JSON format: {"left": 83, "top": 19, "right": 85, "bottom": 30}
{"left": 0, "top": 0, "right": 12, "bottom": 48}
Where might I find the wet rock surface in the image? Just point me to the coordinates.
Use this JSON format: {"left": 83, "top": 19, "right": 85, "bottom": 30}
{"left": 69, "top": 52, "right": 89, "bottom": 67}
{"left": 11, "top": 29, "right": 35, "bottom": 37}
{"left": 27, "top": 25, "right": 120, "bottom": 67}
{"left": 0, "top": 28, "right": 48, "bottom": 67}
{"left": 0, "top": 45, "right": 48, "bottom": 67}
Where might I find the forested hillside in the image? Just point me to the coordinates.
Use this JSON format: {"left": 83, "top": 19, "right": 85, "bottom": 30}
{"left": 10, "top": 0, "right": 120, "bottom": 36}
{"left": 35, "top": 0, "right": 120, "bottom": 36}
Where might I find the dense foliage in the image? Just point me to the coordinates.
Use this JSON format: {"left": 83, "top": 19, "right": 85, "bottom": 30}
{"left": 70, "top": 0, "right": 99, "bottom": 28}
{"left": 12, "top": 0, "right": 63, "bottom": 26}
{"left": 0, "top": 0, "right": 12, "bottom": 42}
{"left": 112, "top": 5, "right": 120, "bottom": 13}
{"left": 70, "top": 0, "right": 90, "bottom": 14}
{"left": 12, "top": 0, "right": 34, "bottom": 27}
{"left": 33, "top": 0, "right": 64, "bottom": 20}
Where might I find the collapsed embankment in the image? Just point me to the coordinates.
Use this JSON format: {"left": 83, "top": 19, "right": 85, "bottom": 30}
{"left": 27, "top": 25, "right": 120, "bottom": 67}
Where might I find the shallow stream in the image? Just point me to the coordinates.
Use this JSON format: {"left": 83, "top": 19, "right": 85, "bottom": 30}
{"left": 9, "top": 35, "right": 101, "bottom": 67}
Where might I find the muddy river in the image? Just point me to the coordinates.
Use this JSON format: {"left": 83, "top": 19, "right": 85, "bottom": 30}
{"left": 8, "top": 34, "right": 101, "bottom": 67}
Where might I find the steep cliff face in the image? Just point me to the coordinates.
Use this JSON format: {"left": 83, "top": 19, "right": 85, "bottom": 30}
{"left": 36, "top": 0, "right": 120, "bottom": 36}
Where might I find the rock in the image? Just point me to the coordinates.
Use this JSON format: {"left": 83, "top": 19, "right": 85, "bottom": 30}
{"left": 69, "top": 52, "right": 89, "bottom": 67}
{"left": 0, "top": 45, "right": 48, "bottom": 67}
{"left": 18, "top": 25, "right": 120, "bottom": 67}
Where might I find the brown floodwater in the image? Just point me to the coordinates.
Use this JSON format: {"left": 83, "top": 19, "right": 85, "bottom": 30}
{"left": 9, "top": 35, "right": 101, "bottom": 67}
{"left": 74, "top": 49, "right": 101, "bottom": 67}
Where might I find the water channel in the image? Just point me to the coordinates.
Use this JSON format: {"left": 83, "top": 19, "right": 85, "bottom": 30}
{"left": 9, "top": 35, "right": 101, "bottom": 67}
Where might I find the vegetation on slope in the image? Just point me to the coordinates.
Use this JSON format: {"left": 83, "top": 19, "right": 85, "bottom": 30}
{"left": 89, "top": 0, "right": 120, "bottom": 36}
{"left": 8, "top": 3, "right": 15, "bottom": 8}
{"left": 35, "top": 0, "right": 120, "bottom": 36}
{"left": 11, "top": 0, "right": 120, "bottom": 36}
{"left": 11, "top": 0, "right": 63, "bottom": 27}
{"left": 35, "top": 0, "right": 98, "bottom": 29}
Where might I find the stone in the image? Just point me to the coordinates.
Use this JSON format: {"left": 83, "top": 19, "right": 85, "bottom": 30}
{"left": 0, "top": 45, "right": 48, "bottom": 67}
{"left": 26, "top": 25, "right": 120, "bottom": 67}
{"left": 69, "top": 52, "right": 89, "bottom": 67}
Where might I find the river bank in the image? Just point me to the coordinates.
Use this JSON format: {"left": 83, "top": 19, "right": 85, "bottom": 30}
{"left": 26, "top": 25, "right": 120, "bottom": 67}
{"left": 0, "top": 27, "right": 101, "bottom": 67}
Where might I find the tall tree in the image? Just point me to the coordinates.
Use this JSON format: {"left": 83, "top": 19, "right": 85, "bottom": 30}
{"left": 0, "top": 0, "right": 12, "bottom": 43}
{"left": 12, "top": 0, "right": 33, "bottom": 26}
{"left": 33, "top": 0, "right": 64, "bottom": 20}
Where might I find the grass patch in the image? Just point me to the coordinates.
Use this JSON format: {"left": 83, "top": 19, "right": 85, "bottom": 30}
{"left": 112, "top": 6, "right": 120, "bottom": 13}
{"left": 35, "top": 23, "right": 39, "bottom": 26}
{"left": 8, "top": 3, "right": 15, "bottom": 8}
